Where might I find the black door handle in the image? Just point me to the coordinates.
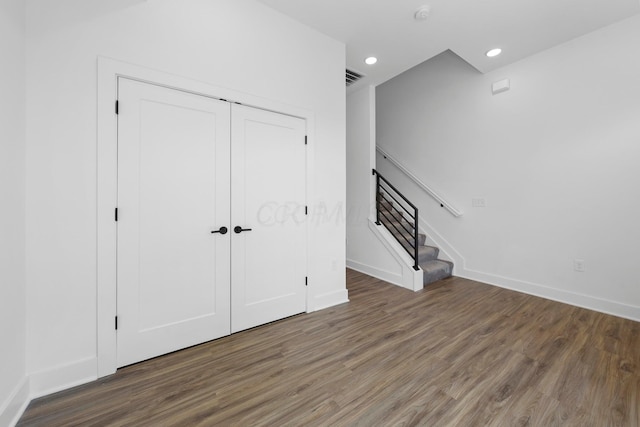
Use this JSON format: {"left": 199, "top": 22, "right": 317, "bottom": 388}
{"left": 211, "top": 226, "right": 228, "bottom": 235}
{"left": 234, "top": 226, "right": 252, "bottom": 234}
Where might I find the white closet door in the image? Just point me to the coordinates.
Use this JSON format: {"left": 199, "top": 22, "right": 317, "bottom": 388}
{"left": 116, "top": 78, "right": 231, "bottom": 367}
{"left": 230, "top": 104, "right": 307, "bottom": 333}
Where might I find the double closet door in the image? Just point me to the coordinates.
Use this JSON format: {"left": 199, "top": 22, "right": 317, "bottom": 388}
{"left": 116, "top": 78, "right": 307, "bottom": 367}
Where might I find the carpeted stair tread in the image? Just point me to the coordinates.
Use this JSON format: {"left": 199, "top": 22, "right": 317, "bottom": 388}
{"left": 417, "top": 245, "right": 439, "bottom": 263}
{"left": 383, "top": 219, "right": 414, "bottom": 235}
{"left": 382, "top": 218, "right": 413, "bottom": 233}
{"left": 378, "top": 197, "right": 413, "bottom": 224}
{"left": 380, "top": 209, "right": 406, "bottom": 224}
{"left": 420, "top": 259, "right": 453, "bottom": 285}
{"left": 386, "top": 227, "right": 427, "bottom": 249}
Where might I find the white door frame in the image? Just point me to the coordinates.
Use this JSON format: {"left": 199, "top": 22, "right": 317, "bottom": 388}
{"left": 96, "top": 57, "right": 315, "bottom": 378}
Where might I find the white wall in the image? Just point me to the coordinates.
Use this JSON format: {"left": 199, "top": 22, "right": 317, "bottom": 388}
{"left": 25, "top": 0, "right": 346, "bottom": 395}
{"left": 346, "top": 86, "right": 405, "bottom": 283}
{"left": 376, "top": 14, "right": 640, "bottom": 320}
{"left": 0, "top": 0, "right": 28, "bottom": 424}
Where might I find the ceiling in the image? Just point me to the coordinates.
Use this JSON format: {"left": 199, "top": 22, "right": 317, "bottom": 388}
{"left": 257, "top": 0, "right": 640, "bottom": 91}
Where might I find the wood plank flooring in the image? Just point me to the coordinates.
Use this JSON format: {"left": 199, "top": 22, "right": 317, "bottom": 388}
{"left": 19, "top": 270, "right": 640, "bottom": 426}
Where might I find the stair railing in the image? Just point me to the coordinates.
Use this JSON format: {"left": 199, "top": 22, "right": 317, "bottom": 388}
{"left": 376, "top": 146, "right": 463, "bottom": 217}
{"left": 372, "top": 169, "right": 419, "bottom": 271}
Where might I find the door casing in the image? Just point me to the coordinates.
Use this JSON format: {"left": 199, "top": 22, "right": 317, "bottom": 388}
{"left": 97, "top": 57, "right": 316, "bottom": 378}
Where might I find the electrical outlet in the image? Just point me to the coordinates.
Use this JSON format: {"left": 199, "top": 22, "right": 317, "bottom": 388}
{"left": 574, "top": 259, "right": 585, "bottom": 272}
{"left": 472, "top": 198, "right": 486, "bottom": 208}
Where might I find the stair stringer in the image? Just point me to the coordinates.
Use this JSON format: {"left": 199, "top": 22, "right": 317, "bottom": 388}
{"left": 416, "top": 216, "right": 465, "bottom": 277}
{"left": 368, "top": 219, "right": 423, "bottom": 291}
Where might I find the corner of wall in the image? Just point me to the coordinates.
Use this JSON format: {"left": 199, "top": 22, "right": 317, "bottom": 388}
{"left": 312, "top": 289, "right": 350, "bottom": 312}
{"left": 346, "top": 258, "right": 403, "bottom": 286}
{"left": 1, "top": 356, "right": 99, "bottom": 426}
{"left": 28, "top": 357, "right": 97, "bottom": 401}
{"left": 0, "top": 377, "right": 30, "bottom": 427}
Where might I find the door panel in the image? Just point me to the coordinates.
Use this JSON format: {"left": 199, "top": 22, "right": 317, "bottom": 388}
{"left": 117, "top": 78, "right": 231, "bottom": 367}
{"left": 230, "top": 104, "right": 307, "bottom": 333}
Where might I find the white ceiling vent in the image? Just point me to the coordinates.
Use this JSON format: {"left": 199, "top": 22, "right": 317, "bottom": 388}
{"left": 346, "top": 69, "right": 364, "bottom": 86}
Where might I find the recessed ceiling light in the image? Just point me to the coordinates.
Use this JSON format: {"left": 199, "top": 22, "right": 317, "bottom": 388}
{"left": 486, "top": 48, "right": 502, "bottom": 58}
{"left": 365, "top": 57, "right": 378, "bottom": 65}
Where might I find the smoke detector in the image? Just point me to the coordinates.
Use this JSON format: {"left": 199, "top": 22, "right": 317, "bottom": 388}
{"left": 414, "top": 6, "right": 431, "bottom": 20}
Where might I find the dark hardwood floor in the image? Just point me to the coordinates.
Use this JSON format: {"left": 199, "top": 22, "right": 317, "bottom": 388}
{"left": 19, "top": 269, "right": 640, "bottom": 426}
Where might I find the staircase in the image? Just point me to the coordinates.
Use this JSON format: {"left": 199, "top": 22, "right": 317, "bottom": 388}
{"left": 374, "top": 170, "right": 453, "bottom": 286}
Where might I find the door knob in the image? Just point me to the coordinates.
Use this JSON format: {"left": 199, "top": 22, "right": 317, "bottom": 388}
{"left": 211, "top": 226, "right": 228, "bottom": 235}
{"left": 234, "top": 226, "right": 252, "bottom": 234}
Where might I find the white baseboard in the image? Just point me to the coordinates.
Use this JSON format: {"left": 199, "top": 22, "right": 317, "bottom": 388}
{"left": 457, "top": 269, "right": 640, "bottom": 323}
{"left": 346, "top": 259, "right": 403, "bottom": 286}
{"left": 414, "top": 216, "right": 640, "bottom": 322}
{"left": 29, "top": 356, "right": 97, "bottom": 400}
{"left": 313, "top": 289, "right": 349, "bottom": 311}
{"left": 0, "top": 377, "right": 30, "bottom": 427}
